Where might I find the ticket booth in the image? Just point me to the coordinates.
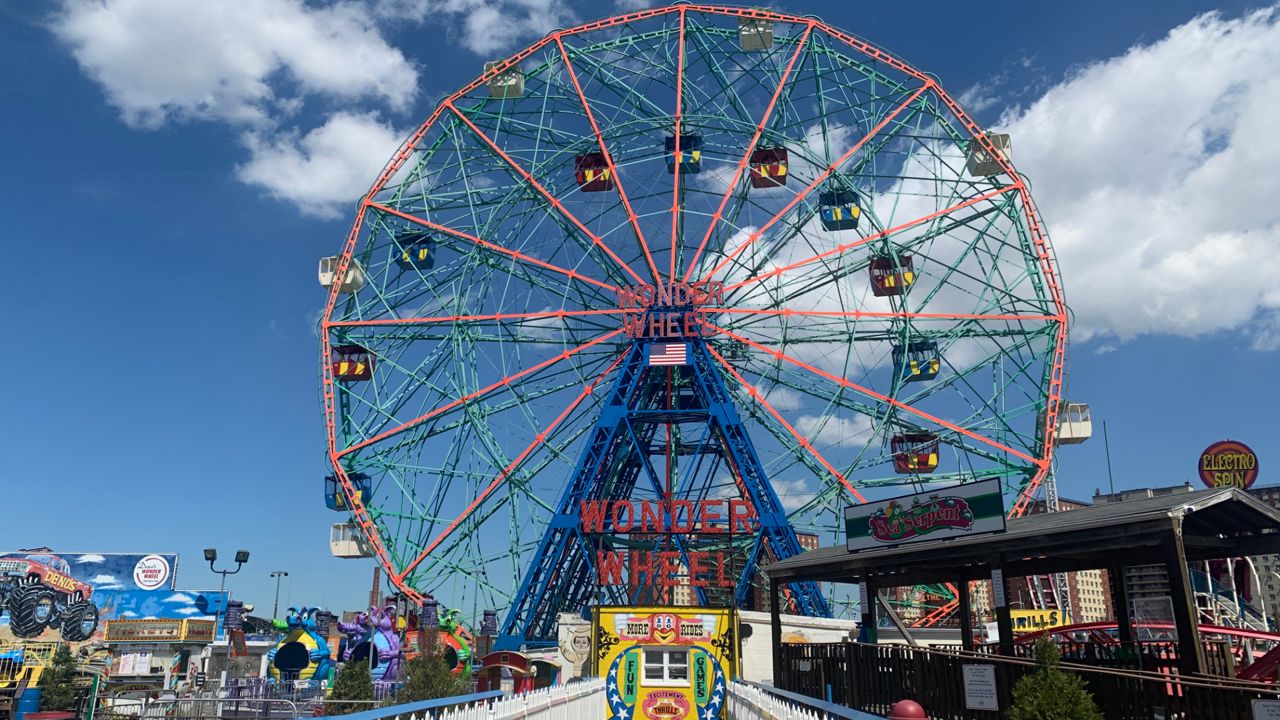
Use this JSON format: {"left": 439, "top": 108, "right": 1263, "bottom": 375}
{"left": 592, "top": 606, "right": 739, "bottom": 720}
{"left": 475, "top": 651, "right": 536, "bottom": 694}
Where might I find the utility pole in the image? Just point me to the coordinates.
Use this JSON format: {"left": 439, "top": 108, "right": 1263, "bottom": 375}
{"left": 1103, "top": 420, "right": 1116, "bottom": 495}
{"left": 270, "top": 570, "right": 289, "bottom": 619}
{"left": 205, "top": 548, "right": 250, "bottom": 686}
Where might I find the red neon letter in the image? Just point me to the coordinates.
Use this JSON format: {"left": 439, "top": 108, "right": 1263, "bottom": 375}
{"left": 611, "top": 501, "right": 636, "bottom": 532}
{"left": 689, "top": 552, "right": 710, "bottom": 587}
{"left": 580, "top": 501, "right": 607, "bottom": 533}
{"left": 730, "top": 500, "right": 757, "bottom": 533}
{"left": 640, "top": 501, "right": 663, "bottom": 533}
{"left": 658, "top": 552, "right": 681, "bottom": 587}
{"left": 699, "top": 500, "right": 724, "bottom": 533}
{"left": 597, "top": 551, "right": 625, "bottom": 585}
{"left": 671, "top": 500, "right": 694, "bottom": 533}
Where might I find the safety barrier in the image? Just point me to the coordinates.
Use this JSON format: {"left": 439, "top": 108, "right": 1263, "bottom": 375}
{"left": 100, "top": 696, "right": 302, "bottom": 719}
{"left": 778, "top": 641, "right": 1280, "bottom": 720}
{"left": 728, "top": 680, "right": 885, "bottom": 719}
{"left": 323, "top": 679, "right": 603, "bottom": 720}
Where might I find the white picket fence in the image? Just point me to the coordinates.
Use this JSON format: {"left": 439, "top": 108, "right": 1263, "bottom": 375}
{"left": 432, "top": 678, "right": 604, "bottom": 720}
{"left": 727, "top": 680, "right": 880, "bottom": 720}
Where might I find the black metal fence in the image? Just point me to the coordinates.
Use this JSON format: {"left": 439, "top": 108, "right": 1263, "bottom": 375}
{"left": 973, "top": 638, "right": 1238, "bottom": 677}
{"left": 777, "top": 642, "right": 1280, "bottom": 719}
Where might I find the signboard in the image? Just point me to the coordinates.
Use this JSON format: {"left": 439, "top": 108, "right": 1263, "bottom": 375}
{"left": 1011, "top": 608, "right": 1072, "bottom": 634}
{"left": 845, "top": 479, "right": 1005, "bottom": 552}
{"left": 132, "top": 555, "right": 172, "bottom": 590}
{"left": 583, "top": 499, "right": 759, "bottom": 589}
{"left": 0, "top": 550, "right": 216, "bottom": 645}
{"left": 1253, "top": 699, "right": 1280, "bottom": 719}
{"left": 230, "top": 629, "right": 248, "bottom": 657}
{"left": 106, "top": 619, "right": 214, "bottom": 644}
{"left": 991, "top": 569, "right": 1006, "bottom": 608}
{"left": 224, "top": 600, "right": 244, "bottom": 631}
{"left": 1199, "top": 440, "right": 1259, "bottom": 490}
{"left": 963, "top": 664, "right": 999, "bottom": 711}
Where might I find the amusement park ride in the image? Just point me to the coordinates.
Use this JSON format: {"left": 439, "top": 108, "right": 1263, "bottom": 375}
{"left": 316, "top": 5, "right": 1090, "bottom": 649}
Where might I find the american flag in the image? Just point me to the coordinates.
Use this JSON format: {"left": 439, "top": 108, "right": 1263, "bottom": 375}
{"left": 649, "top": 342, "right": 689, "bottom": 366}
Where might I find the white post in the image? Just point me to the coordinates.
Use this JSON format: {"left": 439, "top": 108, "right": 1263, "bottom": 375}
{"left": 1244, "top": 557, "right": 1268, "bottom": 628}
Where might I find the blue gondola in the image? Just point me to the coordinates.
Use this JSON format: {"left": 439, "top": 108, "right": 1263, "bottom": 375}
{"left": 396, "top": 231, "right": 434, "bottom": 270}
{"left": 325, "top": 473, "right": 371, "bottom": 511}
{"left": 892, "top": 341, "right": 940, "bottom": 383}
{"left": 819, "top": 189, "right": 860, "bottom": 231}
{"left": 665, "top": 134, "right": 703, "bottom": 174}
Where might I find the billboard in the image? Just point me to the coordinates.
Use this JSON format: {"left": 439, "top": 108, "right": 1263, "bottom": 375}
{"left": 845, "top": 479, "right": 1006, "bottom": 553}
{"left": 1199, "top": 440, "right": 1259, "bottom": 490}
{"left": 1011, "top": 609, "right": 1072, "bottom": 634}
{"left": 0, "top": 550, "right": 220, "bottom": 645}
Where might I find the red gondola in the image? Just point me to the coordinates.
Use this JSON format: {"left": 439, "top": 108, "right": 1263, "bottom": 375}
{"left": 332, "top": 344, "right": 375, "bottom": 381}
{"left": 574, "top": 152, "right": 614, "bottom": 192}
{"left": 749, "top": 147, "right": 788, "bottom": 188}
{"left": 869, "top": 254, "right": 915, "bottom": 297}
{"left": 891, "top": 433, "right": 939, "bottom": 474}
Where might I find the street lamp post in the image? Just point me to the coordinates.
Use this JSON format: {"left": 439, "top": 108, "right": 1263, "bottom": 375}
{"left": 270, "top": 570, "right": 289, "bottom": 619}
{"left": 205, "top": 548, "right": 250, "bottom": 687}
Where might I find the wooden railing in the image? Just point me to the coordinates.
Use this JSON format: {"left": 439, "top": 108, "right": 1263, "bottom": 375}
{"left": 777, "top": 642, "right": 1280, "bottom": 720}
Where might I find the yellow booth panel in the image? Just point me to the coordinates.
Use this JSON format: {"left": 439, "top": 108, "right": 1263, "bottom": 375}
{"left": 594, "top": 606, "right": 738, "bottom": 720}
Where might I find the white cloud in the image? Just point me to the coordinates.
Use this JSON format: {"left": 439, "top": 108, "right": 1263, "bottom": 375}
{"left": 390, "top": 0, "right": 576, "bottom": 56}
{"left": 52, "top": 0, "right": 418, "bottom": 128}
{"left": 172, "top": 607, "right": 202, "bottom": 615}
{"left": 763, "top": 386, "right": 804, "bottom": 412}
{"left": 89, "top": 573, "right": 119, "bottom": 585}
{"left": 121, "top": 611, "right": 139, "bottom": 618}
{"left": 237, "top": 112, "right": 407, "bottom": 219}
{"left": 74, "top": 554, "right": 105, "bottom": 564}
{"left": 163, "top": 593, "right": 194, "bottom": 604}
{"left": 957, "top": 83, "right": 1000, "bottom": 115}
{"left": 999, "top": 8, "right": 1280, "bottom": 345}
{"left": 795, "top": 414, "right": 873, "bottom": 448}
{"left": 772, "top": 478, "right": 817, "bottom": 511}
{"left": 1253, "top": 313, "right": 1280, "bottom": 351}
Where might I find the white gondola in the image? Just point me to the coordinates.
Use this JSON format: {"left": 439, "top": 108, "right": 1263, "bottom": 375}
{"left": 739, "top": 16, "right": 774, "bottom": 51}
{"left": 1057, "top": 402, "right": 1092, "bottom": 445}
{"left": 484, "top": 61, "right": 524, "bottom": 99}
{"left": 329, "top": 522, "right": 373, "bottom": 558}
{"left": 965, "top": 132, "right": 1012, "bottom": 177}
{"left": 318, "top": 256, "right": 366, "bottom": 293}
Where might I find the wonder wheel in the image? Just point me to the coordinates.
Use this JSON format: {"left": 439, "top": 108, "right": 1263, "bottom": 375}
{"left": 319, "top": 5, "right": 1068, "bottom": 643}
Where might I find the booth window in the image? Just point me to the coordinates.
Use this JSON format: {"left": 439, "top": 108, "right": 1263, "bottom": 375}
{"left": 642, "top": 648, "right": 689, "bottom": 686}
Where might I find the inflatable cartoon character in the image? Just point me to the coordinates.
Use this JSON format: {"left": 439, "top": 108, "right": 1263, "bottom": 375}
{"left": 267, "top": 607, "right": 334, "bottom": 685}
{"left": 340, "top": 605, "right": 402, "bottom": 682}
{"left": 438, "top": 608, "right": 474, "bottom": 677}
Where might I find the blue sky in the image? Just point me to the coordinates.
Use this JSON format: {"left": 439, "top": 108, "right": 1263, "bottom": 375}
{"left": 2, "top": 0, "right": 1277, "bottom": 617}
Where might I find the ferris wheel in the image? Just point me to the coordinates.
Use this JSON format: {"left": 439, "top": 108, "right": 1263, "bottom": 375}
{"left": 319, "top": 4, "right": 1070, "bottom": 643}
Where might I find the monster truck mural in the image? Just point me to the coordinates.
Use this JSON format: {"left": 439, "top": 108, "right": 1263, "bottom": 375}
{"left": 0, "top": 554, "right": 99, "bottom": 641}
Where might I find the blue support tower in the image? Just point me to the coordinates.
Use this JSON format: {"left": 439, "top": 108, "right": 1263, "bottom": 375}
{"left": 497, "top": 336, "right": 831, "bottom": 650}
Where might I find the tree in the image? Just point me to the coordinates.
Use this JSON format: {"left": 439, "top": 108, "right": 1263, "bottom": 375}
{"left": 1009, "top": 638, "right": 1104, "bottom": 720}
{"left": 39, "top": 644, "right": 79, "bottom": 711}
{"left": 326, "top": 662, "right": 374, "bottom": 716}
{"left": 396, "top": 635, "right": 467, "bottom": 704}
